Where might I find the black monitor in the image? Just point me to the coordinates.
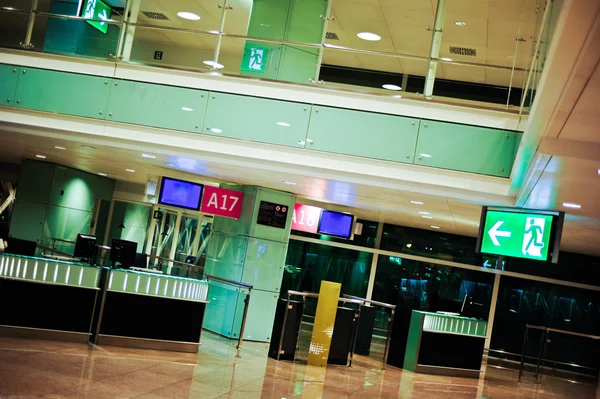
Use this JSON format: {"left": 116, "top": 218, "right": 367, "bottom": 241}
{"left": 5, "top": 238, "right": 37, "bottom": 256}
{"left": 134, "top": 253, "right": 148, "bottom": 269}
{"left": 74, "top": 234, "right": 97, "bottom": 261}
{"left": 110, "top": 238, "right": 137, "bottom": 269}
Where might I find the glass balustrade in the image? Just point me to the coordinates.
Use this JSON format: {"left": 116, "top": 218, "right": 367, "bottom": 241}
{"left": 0, "top": 0, "right": 562, "bottom": 113}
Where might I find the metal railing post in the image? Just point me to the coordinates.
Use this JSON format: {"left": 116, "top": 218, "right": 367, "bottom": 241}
{"left": 383, "top": 308, "right": 395, "bottom": 369}
{"left": 534, "top": 328, "right": 547, "bottom": 383}
{"left": 236, "top": 286, "right": 252, "bottom": 357}
{"left": 518, "top": 325, "right": 529, "bottom": 382}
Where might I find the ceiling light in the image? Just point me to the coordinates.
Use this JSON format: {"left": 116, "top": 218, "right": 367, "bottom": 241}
{"left": 203, "top": 60, "right": 224, "bottom": 69}
{"left": 283, "top": 181, "right": 296, "bottom": 185}
{"left": 562, "top": 202, "right": 581, "bottom": 209}
{"left": 422, "top": 215, "right": 433, "bottom": 219}
{"left": 406, "top": 243, "right": 412, "bottom": 248}
{"left": 431, "top": 225, "right": 440, "bottom": 229}
{"left": 455, "top": 21, "right": 467, "bottom": 27}
{"left": 125, "top": 169, "right": 135, "bottom": 173}
{"left": 177, "top": 11, "right": 200, "bottom": 21}
{"left": 54, "top": 146, "right": 66, "bottom": 150}
{"left": 597, "top": 168, "right": 600, "bottom": 175}
{"left": 181, "top": 107, "right": 193, "bottom": 112}
{"left": 35, "top": 155, "right": 46, "bottom": 159}
{"left": 392, "top": 95, "right": 402, "bottom": 99}
{"left": 210, "top": 128, "right": 223, "bottom": 133}
{"left": 439, "top": 57, "right": 453, "bottom": 61}
{"left": 166, "top": 163, "right": 175, "bottom": 168}
{"left": 420, "top": 153, "right": 432, "bottom": 158}
{"left": 357, "top": 32, "right": 381, "bottom": 41}
{"left": 98, "top": 173, "right": 107, "bottom": 177}
{"left": 208, "top": 30, "right": 220, "bottom": 34}
{"left": 418, "top": 211, "right": 430, "bottom": 215}
{"left": 410, "top": 200, "right": 423, "bottom": 205}
{"left": 276, "top": 122, "right": 290, "bottom": 127}
{"left": 82, "top": 145, "right": 96, "bottom": 150}
{"left": 208, "top": 71, "right": 223, "bottom": 77}
{"left": 382, "top": 84, "right": 401, "bottom": 91}
{"left": 142, "top": 153, "right": 156, "bottom": 159}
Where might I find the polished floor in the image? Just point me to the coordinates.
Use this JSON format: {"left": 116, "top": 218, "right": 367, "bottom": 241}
{"left": 0, "top": 333, "right": 597, "bottom": 398}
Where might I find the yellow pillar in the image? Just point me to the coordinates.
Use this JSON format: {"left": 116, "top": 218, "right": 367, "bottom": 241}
{"left": 307, "top": 281, "right": 341, "bottom": 367}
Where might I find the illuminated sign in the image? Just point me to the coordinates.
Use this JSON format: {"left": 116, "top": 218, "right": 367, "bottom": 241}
{"left": 80, "top": 0, "right": 111, "bottom": 34}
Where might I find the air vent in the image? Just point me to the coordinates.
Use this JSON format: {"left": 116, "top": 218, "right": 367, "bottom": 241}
{"left": 325, "top": 32, "right": 340, "bottom": 40}
{"left": 449, "top": 46, "right": 477, "bottom": 57}
{"left": 142, "top": 11, "right": 170, "bottom": 21}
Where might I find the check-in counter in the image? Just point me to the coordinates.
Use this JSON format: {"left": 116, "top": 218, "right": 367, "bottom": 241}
{"left": 95, "top": 268, "right": 210, "bottom": 353}
{"left": 0, "top": 253, "right": 210, "bottom": 353}
{"left": 403, "top": 310, "right": 488, "bottom": 378}
{"left": 0, "top": 253, "right": 101, "bottom": 342}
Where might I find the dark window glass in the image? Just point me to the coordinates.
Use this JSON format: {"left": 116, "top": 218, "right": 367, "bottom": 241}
{"left": 380, "top": 224, "right": 481, "bottom": 264}
{"left": 291, "top": 219, "right": 378, "bottom": 249}
{"left": 372, "top": 255, "right": 494, "bottom": 316}
{"left": 281, "top": 239, "right": 372, "bottom": 298}
{"left": 491, "top": 275, "right": 600, "bottom": 374}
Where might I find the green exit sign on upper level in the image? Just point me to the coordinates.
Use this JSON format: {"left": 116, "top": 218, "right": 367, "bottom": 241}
{"left": 80, "top": 0, "right": 112, "bottom": 34}
{"left": 477, "top": 208, "right": 563, "bottom": 263}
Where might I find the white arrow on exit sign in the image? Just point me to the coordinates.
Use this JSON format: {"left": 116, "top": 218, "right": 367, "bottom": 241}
{"left": 488, "top": 221, "right": 511, "bottom": 246}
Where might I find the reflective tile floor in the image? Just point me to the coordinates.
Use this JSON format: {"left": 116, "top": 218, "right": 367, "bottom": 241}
{"left": 0, "top": 333, "right": 597, "bottom": 398}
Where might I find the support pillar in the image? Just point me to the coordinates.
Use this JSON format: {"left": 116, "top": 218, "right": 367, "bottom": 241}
{"left": 240, "top": 0, "right": 327, "bottom": 84}
{"left": 204, "top": 186, "right": 295, "bottom": 343}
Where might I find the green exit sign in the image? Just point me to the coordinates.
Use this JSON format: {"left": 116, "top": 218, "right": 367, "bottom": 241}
{"left": 80, "top": 0, "right": 112, "bottom": 34}
{"left": 478, "top": 208, "right": 563, "bottom": 262}
{"left": 241, "top": 45, "right": 269, "bottom": 73}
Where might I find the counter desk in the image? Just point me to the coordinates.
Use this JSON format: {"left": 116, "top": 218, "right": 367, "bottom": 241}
{"left": 0, "top": 253, "right": 210, "bottom": 353}
{"left": 403, "top": 310, "right": 488, "bottom": 378}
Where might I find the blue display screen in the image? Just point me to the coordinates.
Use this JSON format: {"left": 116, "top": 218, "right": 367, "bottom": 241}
{"left": 158, "top": 177, "right": 203, "bottom": 210}
{"left": 318, "top": 210, "right": 354, "bottom": 239}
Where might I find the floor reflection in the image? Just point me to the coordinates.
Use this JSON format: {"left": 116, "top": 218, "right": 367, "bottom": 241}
{"left": 0, "top": 333, "right": 595, "bottom": 398}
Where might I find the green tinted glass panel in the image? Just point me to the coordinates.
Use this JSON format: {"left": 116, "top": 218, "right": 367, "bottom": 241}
{"left": 9, "top": 200, "right": 47, "bottom": 243}
{"left": 415, "top": 120, "right": 516, "bottom": 177}
{"left": 81, "top": 0, "right": 112, "bottom": 34}
{"left": 242, "top": 238, "right": 287, "bottom": 292}
{"left": 422, "top": 312, "right": 487, "bottom": 337}
{"left": 204, "top": 93, "right": 310, "bottom": 148}
{"left": 480, "top": 210, "right": 554, "bottom": 261}
{"left": 0, "top": 64, "right": 19, "bottom": 106}
{"left": 41, "top": 206, "right": 92, "bottom": 249}
{"left": 204, "top": 281, "right": 247, "bottom": 338}
{"left": 14, "top": 68, "right": 111, "bottom": 119}
{"left": 307, "top": 106, "right": 419, "bottom": 163}
{"left": 242, "top": 289, "right": 279, "bottom": 341}
{"left": 107, "top": 270, "right": 209, "bottom": 302}
{"left": 107, "top": 80, "right": 208, "bottom": 133}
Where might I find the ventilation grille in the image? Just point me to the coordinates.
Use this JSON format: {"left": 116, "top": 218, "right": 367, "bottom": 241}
{"left": 449, "top": 46, "right": 477, "bottom": 57}
{"left": 142, "top": 11, "right": 170, "bottom": 21}
{"left": 325, "top": 32, "right": 340, "bottom": 40}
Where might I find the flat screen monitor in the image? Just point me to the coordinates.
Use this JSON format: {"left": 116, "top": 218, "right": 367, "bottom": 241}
{"left": 74, "top": 233, "right": 97, "bottom": 260}
{"left": 110, "top": 238, "right": 138, "bottom": 268}
{"left": 317, "top": 210, "right": 354, "bottom": 239}
{"left": 5, "top": 238, "right": 37, "bottom": 256}
{"left": 158, "top": 177, "right": 203, "bottom": 211}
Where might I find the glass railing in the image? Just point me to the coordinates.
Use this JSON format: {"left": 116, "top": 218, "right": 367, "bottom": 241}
{"left": 0, "top": 0, "right": 562, "bottom": 114}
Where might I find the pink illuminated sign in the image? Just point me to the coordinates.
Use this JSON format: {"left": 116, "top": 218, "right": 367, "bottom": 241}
{"left": 292, "top": 204, "right": 322, "bottom": 233}
{"left": 201, "top": 186, "right": 244, "bottom": 219}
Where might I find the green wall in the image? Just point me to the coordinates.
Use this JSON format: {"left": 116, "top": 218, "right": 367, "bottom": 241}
{"left": 9, "top": 160, "right": 115, "bottom": 253}
{"left": 108, "top": 201, "right": 151, "bottom": 252}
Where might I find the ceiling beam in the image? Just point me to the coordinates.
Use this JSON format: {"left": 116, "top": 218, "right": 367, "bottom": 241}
{"left": 539, "top": 138, "right": 600, "bottom": 161}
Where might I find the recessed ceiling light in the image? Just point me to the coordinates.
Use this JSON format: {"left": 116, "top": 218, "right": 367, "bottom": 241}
{"left": 177, "top": 11, "right": 200, "bottom": 20}
{"left": 283, "top": 181, "right": 296, "bottom": 185}
{"left": 276, "top": 122, "right": 290, "bottom": 127}
{"left": 562, "top": 202, "right": 581, "bottom": 209}
{"left": 210, "top": 128, "right": 223, "bottom": 133}
{"left": 166, "top": 163, "right": 176, "bottom": 168}
{"left": 431, "top": 225, "right": 440, "bottom": 229}
{"left": 208, "top": 30, "right": 220, "bottom": 34}
{"left": 418, "top": 211, "right": 430, "bottom": 215}
{"left": 208, "top": 71, "right": 223, "bottom": 77}
{"left": 142, "top": 153, "right": 156, "bottom": 159}
{"left": 597, "top": 168, "right": 600, "bottom": 175}
{"left": 54, "top": 146, "right": 66, "bottom": 150}
{"left": 439, "top": 57, "right": 453, "bottom": 61}
{"left": 455, "top": 21, "right": 467, "bottom": 27}
{"left": 203, "top": 60, "right": 224, "bottom": 69}
{"left": 382, "top": 84, "right": 402, "bottom": 91}
{"left": 357, "top": 32, "right": 381, "bottom": 41}
{"left": 422, "top": 215, "right": 433, "bottom": 219}
{"left": 98, "top": 173, "right": 107, "bottom": 177}
{"left": 406, "top": 243, "right": 412, "bottom": 248}
{"left": 420, "top": 153, "right": 432, "bottom": 158}
{"left": 35, "top": 154, "right": 46, "bottom": 159}
{"left": 82, "top": 145, "right": 96, "bottom": 150}
{"left": 410, "top": 201, "right": 424, "bottom": 205}
{"left": 125, "top": 169, "right": 135, "bottom": 173}
{"left": 392, "top": 95, "right": 402, "bottom": 99}
{"left": 181, "top": 107, "right": 194, "bottom": 112}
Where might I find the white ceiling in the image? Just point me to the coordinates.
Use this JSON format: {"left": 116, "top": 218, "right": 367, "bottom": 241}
{"left": 129, "top": 0, "right": 539, "bottom": 89}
